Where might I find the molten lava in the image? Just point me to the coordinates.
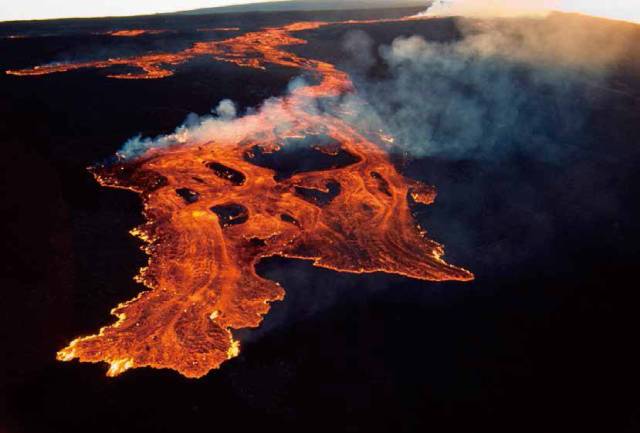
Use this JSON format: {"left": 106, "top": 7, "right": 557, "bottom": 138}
{"left": 4, "top": 19, "right": 410, "bottom": 79}
{"left": 102, "top": 29, "right": 169, "bottom": 37}
{"left": 10, "top": 17, "right": 473, "bottom": 378}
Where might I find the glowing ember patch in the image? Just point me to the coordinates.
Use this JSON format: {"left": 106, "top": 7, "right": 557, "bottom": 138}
{"left": 56, "top": 345, "right": 77, "bottom": 362}
{"left": 107, "top": 358, "right": 135, "bottom": 376}
{"left": 16, "top": 16, "right": 474, "bottom": 378}
{"left": 227, "top": 340, "right": 241, "bottom": 359}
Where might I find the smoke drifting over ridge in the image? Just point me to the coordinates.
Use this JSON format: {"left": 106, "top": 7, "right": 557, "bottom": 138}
{"left": 342, "top": 13, "right": 639, "bottom": 162}
{"left": 419, "top": 0, "right": 640, "bottom": 23}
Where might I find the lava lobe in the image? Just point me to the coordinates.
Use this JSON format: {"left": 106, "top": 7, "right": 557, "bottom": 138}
{"left": 18, "top": 17, "right": 475, "bottom": 378}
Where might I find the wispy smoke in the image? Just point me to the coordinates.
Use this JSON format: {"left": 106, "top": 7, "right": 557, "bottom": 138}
{"left": 120, "top": 99, "right": 274, "bottom": 159}
{"left": 343, "top": 13, "right": 636, "bottom": 162}
{"left": 117, "top": 78, "right": 319, "bottom": 159}
{"left": 418, "top": 0, "right": 557, "bottom": 18}
{"left": 213, "top": 98, "right": 238, "bottom": 119}
{"left": 418, "top": 0, "right": 640, "bottom": 24}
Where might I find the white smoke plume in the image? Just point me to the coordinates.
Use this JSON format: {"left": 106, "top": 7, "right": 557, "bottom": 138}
{"left": 341, "top": 9, "right": 639, "bottom": 161}
{"left": 418, "top": 0, "right": 640, "bottom": 23}
{"left": 418, "top": 0, "right": 558, "bottom": 18}
{"left": 117, "top": 78, "right": 314, "bottom": 159}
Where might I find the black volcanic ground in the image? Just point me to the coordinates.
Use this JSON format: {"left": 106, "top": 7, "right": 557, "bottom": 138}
{"left": 1, "top": 6, "right": 640, "bottom": 432}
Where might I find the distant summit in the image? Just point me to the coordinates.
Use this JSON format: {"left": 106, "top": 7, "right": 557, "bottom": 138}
{"left": 175, "top": 0, "right": 429, "bottom": 15}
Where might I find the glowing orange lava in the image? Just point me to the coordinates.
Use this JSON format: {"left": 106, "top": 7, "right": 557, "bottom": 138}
{"left": 10, "top": 17, "right": 473, "bottom": 377}
{"left": 102, "top": 29, "right": 169, "bottom": 37}
{"left": 5, "top": 18, "right": 416, "bottom": 79}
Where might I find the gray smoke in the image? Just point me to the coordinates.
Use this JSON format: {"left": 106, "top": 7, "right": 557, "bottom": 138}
{"left": 116, "top": 76, "right": 320, "bottom": 159}
{"left": 342, "top": 14, "right": 638, "bottom": 163}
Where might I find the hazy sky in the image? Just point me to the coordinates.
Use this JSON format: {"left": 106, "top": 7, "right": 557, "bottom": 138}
{"left": 0, "top": 0, "right": 288, "bottom": 22}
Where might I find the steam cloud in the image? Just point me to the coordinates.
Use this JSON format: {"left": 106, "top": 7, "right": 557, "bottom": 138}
{"left": 343, "top": 13, "right": 637, "bottom": 162}
{"left": 120, "top": 95, "right": 285, "bottom": 159}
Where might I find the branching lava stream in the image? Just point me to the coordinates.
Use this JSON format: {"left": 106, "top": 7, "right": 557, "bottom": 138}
{"left": 11, "top": 16, "right": 474, "bottom": 378}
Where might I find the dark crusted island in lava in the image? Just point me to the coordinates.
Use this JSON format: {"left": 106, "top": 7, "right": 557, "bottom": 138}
{"left": 14, "top": 17, "right": 473, "bottom": 378}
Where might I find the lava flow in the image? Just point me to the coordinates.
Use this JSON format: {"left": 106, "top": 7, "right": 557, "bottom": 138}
{"left": 13, "top": 17, "right": 474, "bottom": 378}
{"left": 4, "top": 19, "right": 408, "bottom": 79}
{"left": 102, "top": 29, "right": 170, "bottom": 37}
